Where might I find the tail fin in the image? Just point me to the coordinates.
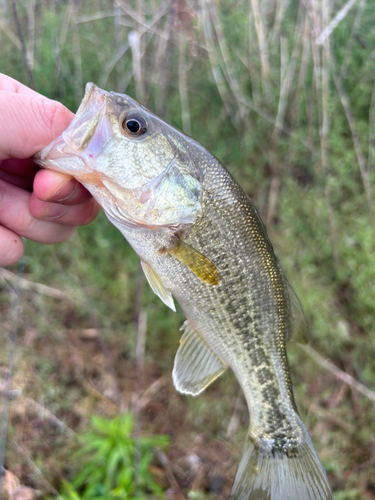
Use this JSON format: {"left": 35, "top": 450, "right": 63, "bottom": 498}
{"left": 230, "top": 420, "right": 333, "bottom": 500}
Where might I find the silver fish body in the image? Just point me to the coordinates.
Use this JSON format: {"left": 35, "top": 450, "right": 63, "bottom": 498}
{"left": 34, "top": 84, "right": 333, "bottom": 500}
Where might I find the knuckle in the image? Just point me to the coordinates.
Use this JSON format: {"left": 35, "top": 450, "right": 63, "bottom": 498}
{"left": 33, "top": 98, "right": 72, "bottom": 137}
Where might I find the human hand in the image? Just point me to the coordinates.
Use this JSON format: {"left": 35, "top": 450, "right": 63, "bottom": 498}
{"left": 0, "top": 74, "right": 100, "bottom": 267}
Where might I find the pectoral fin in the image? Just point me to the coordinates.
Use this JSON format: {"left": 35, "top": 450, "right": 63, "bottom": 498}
{"left": 141, "top": 260, "right": 176, "bottom": 312}
{"left": 286, "top": 281, "right": 308, "bottom": 344}
{"left": 168, "top": 238, "right": 220, "bottom": 286}
{"left": 173, "top": 321, "right": 227, "bottom": 395}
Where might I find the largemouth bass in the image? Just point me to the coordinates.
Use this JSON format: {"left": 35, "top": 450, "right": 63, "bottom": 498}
{"left": 34, "top": 84, "right": 333, "bottom": 500}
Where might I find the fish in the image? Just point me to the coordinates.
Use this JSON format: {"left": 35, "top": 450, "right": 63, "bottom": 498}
{"left": 34, "top": 83, "right": 333, "bottom": 500}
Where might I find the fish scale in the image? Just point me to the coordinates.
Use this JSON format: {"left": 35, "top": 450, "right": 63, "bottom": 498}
{"left": 181, "top": 166, "right": 296, "bottom": 442}
{"left": 34, "top": 83, "right": 333, "bottom": 500}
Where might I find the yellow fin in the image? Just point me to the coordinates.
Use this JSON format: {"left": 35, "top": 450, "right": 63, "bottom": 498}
{"left": 286, "top": 281, "right": 308, "bottom": 344}
{"left": 141, "top": 260, "right": 176, "bottom": 312}
{"left": 172, "top": 321, "right": 227, "bottom": 395}
{"left": 168, "top": 238, "right": 220, "bottom": 286}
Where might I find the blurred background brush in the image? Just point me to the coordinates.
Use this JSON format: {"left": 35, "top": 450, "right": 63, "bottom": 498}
{"left": 1, "top": 0, "right": 375, "bottom": 498}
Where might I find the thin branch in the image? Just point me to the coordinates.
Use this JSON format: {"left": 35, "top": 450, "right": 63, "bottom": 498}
{"left": 208, "top": 1, "right": 247, "bottom": 124}
{"left": 99, "top": 0, "right": 170, "bottom": 89}
{"left": 199, "top": 0, "right": 236, "bottom": 122}
{"left": 26, "top": 0, "right": 36, "bottom": 70}
{"left": 309, "top": 0, "right": 340, "bottom": 267}
{"left": 249, "top": 0, "right": 271, "bottom": 99}
{"left": 301, "top": 345, "right": 375, "bottom": 404}
{"left": 0, "top": 13, "right": 21, "bottom": 49}
{"left": 75, "top": 11, "right": 116, "bottom": 24}
{"left": 133, "top": 310, "right": 147, "bottom": 420}
{"left": 157, "top": 0, "right": 175, "bottom": 117}
{"left": 24, "top": 398, "right": 76, "bottom": 437}
{"left": 0, "top": 260, "right": 24, "bottom": 499}
{"left": 11, "top": 441, "right": 64, "bottom": 500}
{"left": 330, "top": 58, "right": 373, "bottom": 216}
{"left": 178, "top": 35, "right": 191, "bottom": 135}
{"left": 315, "top": 0, "right": 360, "bottom": 45}
{"left": 367, "top": 79, "right": 375, "bottom": 173}
{"left": 0, "top": 268, "right": 76, "bottom": 303}
{"left": 129, "top": 30, "right": 144, "bottom": 101}
{"left": 10, "top": 0, "right": 35, "bottom": 89}
{"left": 338, "top": 0, "right": 366, "bottom": 84}
{"left": 267, "top": 4, "right": 304, "bottom": 225}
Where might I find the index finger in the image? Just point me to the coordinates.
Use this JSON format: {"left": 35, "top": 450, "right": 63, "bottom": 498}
{"left": 0, "top": 73, "right": 43, "bottom": 97}
{"left": 0, "top": 91, "right": 74, "bottom": 161}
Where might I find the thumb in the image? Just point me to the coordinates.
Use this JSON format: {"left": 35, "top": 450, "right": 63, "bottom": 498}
{"left": 0, "top": 90, "right": 74, "bottom": 161}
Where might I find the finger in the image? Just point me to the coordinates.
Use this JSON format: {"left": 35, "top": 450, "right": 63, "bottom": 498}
{"left": 0, "top": 91, "right": 74, "bottom": 161}
{"left": 33, "top": 169, "right": 93, "bottom": 205}
{"left": 0, "top": 74, "right": 40, "bottom": 97}
{"left": 29, "top": 195, "right": 100, "bottom": 225}
{"left": 0, "top": 179, "right": 76, "bottom": 244}
{"left": 0, "top": 225, "right": 24, "bottom": 267}
{"left": 0, "top": 170, "right": 34, "bottom": 191}
{"left": 0, "top": 158, "right": 38, "bottom": 177}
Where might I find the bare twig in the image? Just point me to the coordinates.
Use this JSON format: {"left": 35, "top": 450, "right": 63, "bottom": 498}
{"left": 75, "top": 11, "right": 116, "bottom": 24}
{"left": 267, "top": 5, "right": 303, "bottom": 225}
{"left": 129, "top": 30, "right": 144, "bottom": 101}
{"left": 157, "top": 0, "right": 175, "bottom": 117}
{"left": 309, "top": 0, "right": 340, "bottom": 266}
{"left": 23, "top": 397, "right": 76, "bottom": 437}
{"left": 26, "top": 0, "right": 36, "bottom": 70}
{"left": 133, "top": 309, "right": 147, "bottom": 489}
{"left": 226, "top": 392, "right": 246, "bottom": 439}
{"left": 199, "top": 0, "right": 234, "bottom": 120}
{"left": 330, "top": 59, "right": 373, "bottom": 216}
{"left": 155, "top": 448, "right": 183, "bottom": 493}
{"left": 301, "top": 344, "right": 375, "bottom": 404}
{"left": 249, "top": 0, "right": 271, "bottom": 99}
{"left": 0, "top": 260, "right": 23, "bottom": 499}
{"left": 10, "top": 0, "right": 35, "bottom": 89}
{"left": 71, "top": 0, "right": 83, "bottom": 106}
{"left": 338, "top": 0, "right": 366, "bottom": 84}
{"left": 137, "top": 375, "right": 169, "bottom": 411}
{"left": 367, "top": 79, "right": 375, "bottom": 173}
{"left": 0, "top": 268, "right": 76, "bottom": 303}
{"left": 0, "top": 13, "right": 21, "bottom": 49}
{"left": 113, "top": 2, "right": 127, "bottom": 92}
{"left": 11, "top": 441, "right": 64, "bottom": 499}
{"left": 53, "top": 0, "right": 74, "bottom": 85}
{"left": 208, "top": 1, "right": 246, "bottom": 125}
{"left": 178, "top": 35, "right": 191, "bottom": 135}
{"left": 313, "top": 404, "right": 355, "bottom": 434}
{"left": 133, "top": 309, "right": 147, "bottom": 419}
{"left": 99, "top": 0, "right": 170, "bottom": 89}
{"left": 315, "top": 0, "right": 360, "bottom": 45}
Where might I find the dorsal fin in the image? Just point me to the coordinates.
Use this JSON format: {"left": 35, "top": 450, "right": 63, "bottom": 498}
{"left": 172, "top": 321, "right": 227, "bottom": 395}
{"left": 140, "top": 260, "right": 176, "bottom": 312}
{"left": 285, "top": 280, "right": 308, "bottom": 344}
{"left": 167, "top": 238, "right": 221, "bottom": 286}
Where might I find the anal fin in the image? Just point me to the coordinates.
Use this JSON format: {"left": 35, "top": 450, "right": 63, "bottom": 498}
{"left": 172, "top": 320, "right": 227, "bottom": 395}
{"left": 141, "top": 260, "right": 176, "bottom": 312}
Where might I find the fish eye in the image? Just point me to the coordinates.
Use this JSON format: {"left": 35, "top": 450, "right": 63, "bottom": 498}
{"left": 122, "top": 114, "right": 148, "bottom": 136}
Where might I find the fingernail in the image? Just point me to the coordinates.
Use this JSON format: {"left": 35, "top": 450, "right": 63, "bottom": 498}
{"left": 40, "top": 203, "right": 69, "bottom": 220}
{"left": 49, "top": 179, "right": 78, "bottom": 202}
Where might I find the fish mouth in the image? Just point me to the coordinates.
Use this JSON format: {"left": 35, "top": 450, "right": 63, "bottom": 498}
{"left": 34, "top": 83, "right": 110, "bottom": 170}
